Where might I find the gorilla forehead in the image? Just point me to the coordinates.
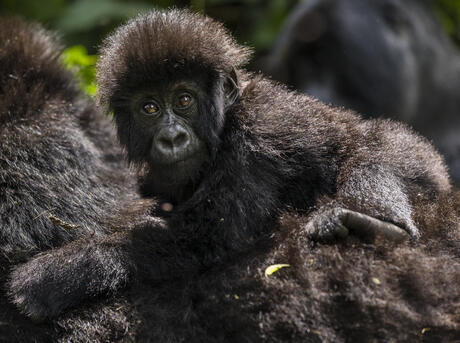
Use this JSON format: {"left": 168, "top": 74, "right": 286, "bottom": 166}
{"left": 114, "top": 62, "right": 218, "bottom": 99}
{"left": 97, "top": 9, "right": 251, "bottom": 106}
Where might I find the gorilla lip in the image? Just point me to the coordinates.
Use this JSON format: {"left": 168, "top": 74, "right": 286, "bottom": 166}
{"left": 150, "top": 148, "right": 197, "bottom": 165}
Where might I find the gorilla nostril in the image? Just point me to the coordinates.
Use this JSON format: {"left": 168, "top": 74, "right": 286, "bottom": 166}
{"left": 173, "top": 132, "right": 188, "bottom": 147}
{"left": 159, "top": 137, "right": 174, "bottom": 150}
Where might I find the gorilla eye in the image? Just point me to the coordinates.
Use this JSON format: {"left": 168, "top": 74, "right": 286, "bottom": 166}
{"left": 142, "top": 102, "right": 160, "bottom": 115}
{"left": 177, "top": 94, "right": 193, "bottom": 108}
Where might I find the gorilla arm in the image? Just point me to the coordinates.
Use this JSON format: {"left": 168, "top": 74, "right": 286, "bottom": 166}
{"left": 304, "top": 164, "right": 414, "bottom": 242}
{"left": 8, "top": 231, "right": 133, "bottom": 321}
{"left": 7, "top": 168, "right": 279, "bottom": 320}
{"left": 301, "top": 116, "right": 450, "bottom": 243}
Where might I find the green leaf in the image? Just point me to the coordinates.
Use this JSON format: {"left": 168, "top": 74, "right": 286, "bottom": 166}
{"left": 61, "top": 45, "right": 97, "bottom": 96}
{"left": 56, "top": 0, "right": 151, "bottom": 33}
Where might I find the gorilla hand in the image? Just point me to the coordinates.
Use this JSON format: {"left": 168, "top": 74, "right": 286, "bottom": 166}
{"left": 304, "top": 207, "right": 410, "bottom": 243}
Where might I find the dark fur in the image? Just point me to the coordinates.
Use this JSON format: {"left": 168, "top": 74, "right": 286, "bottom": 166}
{"left": 0, "top": 17, "right": 136, "bottom": 340}
{"left": 6, "top": 10, "right": 460, "bottom": 342}
{"left": 263, "top": 0, "right": 460, "bottom": 182}
{"left": 10, "top": 196, "right": 460, "bottom": 342}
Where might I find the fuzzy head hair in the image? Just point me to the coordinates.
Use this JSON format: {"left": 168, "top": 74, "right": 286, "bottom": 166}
{"left": 0, "top": 17, "right": 77, "bottom": 123}
{"left": 97, "top": 9, "right": 252, "bottom": 107}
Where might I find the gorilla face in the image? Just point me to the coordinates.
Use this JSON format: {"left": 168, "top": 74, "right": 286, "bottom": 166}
{"left": 132, "top": 81, "right": 207, "bottom": 166}
{"left": 122, "top": 79, "right": 209, "bottom": 200}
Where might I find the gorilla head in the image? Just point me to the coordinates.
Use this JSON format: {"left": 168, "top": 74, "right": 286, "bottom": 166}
{"left": 97, "top": 11, "right": 250, "bottom": 200}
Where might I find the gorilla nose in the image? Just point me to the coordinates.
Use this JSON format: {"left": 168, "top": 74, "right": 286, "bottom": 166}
{"left": 156, "top": 126, "right": 190, "bottom": 155}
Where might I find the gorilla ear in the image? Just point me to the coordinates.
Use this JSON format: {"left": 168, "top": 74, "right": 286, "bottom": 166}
{"left": 223, "top": 68, "right": 240, "bottom": 109}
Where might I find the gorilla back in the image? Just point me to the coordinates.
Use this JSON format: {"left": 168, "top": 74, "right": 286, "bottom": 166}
{"left": 0, "top": 17, "right": 133, "bottom": 257}
{"left": 0, "top": 17, "right": 135, "bottom": 340}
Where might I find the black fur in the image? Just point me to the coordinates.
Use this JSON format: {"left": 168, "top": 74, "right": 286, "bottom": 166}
{"left": 5, "top": 10, "right": 460, "bottom": 342}
{"left": 0, "top": 17, "right": 136, "bottom": 340}
{"left": 9, "top": 198, "right": 460, "bottom": 342}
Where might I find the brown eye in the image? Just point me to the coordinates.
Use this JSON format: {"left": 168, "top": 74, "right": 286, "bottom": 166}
{"left": 177, "top": 94, "right": 192, "bottom": 108}
{"left": 142, "top": 102, "right": 159, "bottom": 115}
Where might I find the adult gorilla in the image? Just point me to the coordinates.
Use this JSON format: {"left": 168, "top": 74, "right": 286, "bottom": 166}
{"left": 263, "top": 0, "right": 460, "bottom": 182}
{"left": 0, "top": 17, "right": 137, "bottom": 341}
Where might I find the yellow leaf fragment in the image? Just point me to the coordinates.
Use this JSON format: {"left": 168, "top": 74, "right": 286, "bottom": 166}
{"left": 306, "top": 328, "right": 321, "bottom": 336}
{"left": 265, "top": 264, "right": 290, "bottom": 277}
{"left": 372, "top": 277, "right": 381, "bottom": 285}
{"left": 421, "top": 328, "right": 431, "bottom": 334}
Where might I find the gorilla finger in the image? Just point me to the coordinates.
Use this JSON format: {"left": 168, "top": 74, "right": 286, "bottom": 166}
{"left": 340, "top": 209, "right": 409, "bottom": 242}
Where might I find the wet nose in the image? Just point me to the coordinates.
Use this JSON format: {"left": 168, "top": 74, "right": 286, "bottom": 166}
{"left": 155, "top": 125, "right": 190, "bottom": 155}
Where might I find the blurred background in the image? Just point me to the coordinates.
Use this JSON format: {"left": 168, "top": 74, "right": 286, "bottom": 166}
{"left": 2, "top": 0, "right": 460, "bottom": 182}
{"left": 0, "top": 0, "right": 301, "bottom": 56}
{"left": 1, "top": 0, "right": 459, "bottom": 60}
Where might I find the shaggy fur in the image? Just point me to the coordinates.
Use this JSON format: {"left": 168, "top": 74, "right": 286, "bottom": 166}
{"left": 9, "top": 196, "right": 459, "bottom": 342}
{"left": 5, "top": 10, "right": 460, "bottom": 342}
{"left": 0, "top": 17, "right": 136, "bottom": 340}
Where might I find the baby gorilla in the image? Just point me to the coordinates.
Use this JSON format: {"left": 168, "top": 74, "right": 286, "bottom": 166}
{"left": 9, "top": 9, "right": 452, "bottom": 319}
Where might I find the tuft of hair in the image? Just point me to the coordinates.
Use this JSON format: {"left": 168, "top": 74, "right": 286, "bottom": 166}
{"left": 97, "top": 8, "right": 252, "bottom": 106}
{"left": 0, "top": 17, "right": 77, "bottom": 123}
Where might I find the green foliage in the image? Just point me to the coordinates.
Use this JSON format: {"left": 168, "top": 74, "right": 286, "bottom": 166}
{"left": 191, "top": 0, "right": 206, "bottom": 12}
{"left": 0, "top": 0, "right": 300, "bottom": 55}
{"left": 2, "top": 0, "right": 459, "bottom": 61}
{"left": 246, "top": 0, "right": 295, "bottom": 51}
{"left": 436, "top": 0, "right": 460, "bottom": 45}
{"left": 0, "top": 0, "right": 66, "bottom": 22}
{"left": 56, "top": 0, "right": 151, "bottom": 33}
{"left": 61, "top": 46, "right": 97, "bottom": 96}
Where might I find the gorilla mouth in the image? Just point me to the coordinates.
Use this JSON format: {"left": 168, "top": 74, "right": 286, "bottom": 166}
{"left": 150, "top": 138, "right": 207, "bottom": 168}
{"left": 153, "top": 150, "right": 197, "bottom": 166}
{"left": 148, "top": 150, "right": 206, "bottom": 191}
{"left": 150, "top": 147, "right": 206, "bottom": 170}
